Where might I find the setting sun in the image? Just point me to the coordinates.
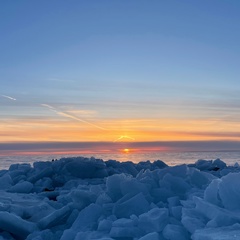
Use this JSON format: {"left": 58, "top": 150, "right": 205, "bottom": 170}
{"left": 123, "top": 148, "right": 130, "bottom": 153}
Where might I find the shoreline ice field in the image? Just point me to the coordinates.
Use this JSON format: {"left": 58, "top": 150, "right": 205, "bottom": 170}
{"left": 0, "top": 156, "right": 240, "bottom": 239}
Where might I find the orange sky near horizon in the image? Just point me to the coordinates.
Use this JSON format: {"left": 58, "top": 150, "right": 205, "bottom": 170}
{"left": 1, "top": 116, "right": 240, "bottom": 144}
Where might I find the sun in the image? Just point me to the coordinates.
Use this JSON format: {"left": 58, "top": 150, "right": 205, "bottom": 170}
{"left": 123, "top": 148, "right": 130, "bottom": 153}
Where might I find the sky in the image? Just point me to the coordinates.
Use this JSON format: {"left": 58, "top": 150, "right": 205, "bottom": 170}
{"left": 1, "top": 0, "right": 240, "bottom": 155}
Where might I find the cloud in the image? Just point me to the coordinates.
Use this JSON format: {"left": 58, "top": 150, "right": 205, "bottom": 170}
{"left": 1, "top": 95, "right": 16, "bottom": 101}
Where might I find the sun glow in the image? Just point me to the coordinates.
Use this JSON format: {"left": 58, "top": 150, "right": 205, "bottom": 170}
{"left": 114, "top": 135, "right": 135, "bottom": 142}
{"left": 123, "top": 148, "right": 130, "bottom": 153}
{"left": 2, "top": 117, "right": 240, "bottom": 143}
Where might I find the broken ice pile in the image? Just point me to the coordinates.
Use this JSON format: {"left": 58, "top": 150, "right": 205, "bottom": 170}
{"left": 0, "top": 157, "right": 240, "bottom": 239}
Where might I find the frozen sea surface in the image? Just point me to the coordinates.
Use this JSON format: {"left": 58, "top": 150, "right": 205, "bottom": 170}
{"left": 1, "top": 151, "right": 240, "bottom": 170}
{"left": 0, "top": 156, "right": 240, "bottom": 239}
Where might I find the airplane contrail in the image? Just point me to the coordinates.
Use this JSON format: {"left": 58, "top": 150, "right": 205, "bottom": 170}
{"left": 41, "top": 104, "right": 107, "bottom": 130}
{"left": 1, "top": 95, "right": 16, "bottom": 101}
{"left": 41, "top": 104, "right": 55, "bottom": 109}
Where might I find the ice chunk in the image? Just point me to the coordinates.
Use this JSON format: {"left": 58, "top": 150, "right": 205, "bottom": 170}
{"left": 219, "top": 172, "right": 240, "bottom": 210}
{"left": 110, "top": 218, "right": 140, "bottom": 238}
{"left": 63, "top": 158, "right": 107, "bottom": 178}
{"left": 0, "top": 173, "right": 13, "bottom": 190}
{"left": 168, "top": 196, "right": 180, "bottom": 208}
{"left": 98, "top": 219, "right": 112, "bottom": 232}
{"left": 70, "top": 189, "right": 97, "bottom": 210}
{"left": 112, "top": 218, "right": 135, "bottom": 228}
{"left": 98, "top": 238, "right": 114, "bottom": 240}
{"left": 157, "top": 164, "right": 188, "bottom": 180}
{"left": 113, "top": 192, "right": 150, "bottom": 218}
{"left": 106, "top": 174, "right": 129, "bottom": 201}
{"left": 167, "top": 164, "right": 188, "bottom": 178}
{"left": 137, "top": 172, "right": 159, "bottom": 189}
{"left": 162, "top": 224, "right": 189, "bottom": 240}
{"left": 0, "top": 231, "right": 14, "bottom": 240}
{"left": 160, "top": 173, "right": 191, "bottom": 198}
{"left": 193, "top": 197, "right": 240, "bottom": 228}
{"left": 66, "top": 209, "right": 79, "bottom": 227}
{"left": 192, "top": 224, "right": 240, "bottom": 240}
{"left": 195, "top": 159, "right": 213, "bottom": 170}
{"left": 136, "top": 161, "right": 153, "bottom": 172}
{"left": 28, "top": 167, "right": 53, "bottom": 183}
{"left": 181, "top": 207, "right": 206, "bottom": 234}
{"left": 152, "top": 160, "right": 168, "bottom": 169}
{"left": 60, "top": 229, "right": 76, "bottom": 240}
{"left": 106, "top": 160, "right": 138, "bottom": 176}
{"left": 181, "top": 215, "right": 205, "bottom": 234}
{"left": 97, "top": 238, "right": 114, "bottom": 240}
{"left": 34, "top": 177, "right": 53, "bottom": 192}
{"left": 189, "top": 168, "right": 215, "bottom": 188}
{"left": 60, "top": 204, "right": 103, "bottom": 240}
{"left": 139, "top": 232, "right": 161, "bottom": 240}
{"left": 28, "top": 202, "right": 57, "bottom": 223}
{"left": 8, "top": 181, "right": 33, "bottom": 193}
{"left": 9, "top": 169, "right": 25, "bottom": 180}
{"left": 9, "top": 163, "right": 31, "bottom": 173}
{"left": 233, "top": 162, "right": 239, "bottom": 168}
{"left": 26, "top": 229, "right": 54, "bottom": 240}
{"left": 120, "top": 177, "right": 150, "bottom": 196}
{"left": 120, "top": 161, "right": 138, "bottom": 176}
{"left": 0, "top": 211, "right": 37, "bottom": 239}
{"left": 12, "top": 174, "right": 27, "bottom": 185}
{"left": 136, "top": 160, "right": 168, "bottom": 171}
{"left": 212, "top": 159, "right": 226, "bottom": 170}
{"left": 38, "top": 205, "right": 71, "bottom": 229}
{"left": 33, "top": 161, "right": 52, "bottom": 171}
{"left": 0, "top": 169, "right": 8, "bottom": 177}
{"left": 138, "top": 208, "right": 168, "bottom": 233}
{"left": 74, "top": 231, "right": 108, "bottom": 240}
{"left": 204, "top": 178, "right": 222, "bottom": 206}
{"left": 171, "top": 206, "right": 182, "bottom": 220}
{"left": 72, "top": 203, "right": 103, "bottom": 231}
{"left": 96, "top": 193, "right": 112, "bottom": 205}
{"left": 151, "top": 188, "right": 174, "bottom": 203}
{"left": 109, "top": 226, "right": 141, "bottom": 239}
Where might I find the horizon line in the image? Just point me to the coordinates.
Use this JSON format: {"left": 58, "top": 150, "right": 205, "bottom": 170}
{"left": 1, "top": 140, "right": 240, "bottom": 155}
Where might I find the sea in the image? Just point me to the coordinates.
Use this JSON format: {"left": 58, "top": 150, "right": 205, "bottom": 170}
{"left": 1, "top": 151, "right": 240, "bottom": 170}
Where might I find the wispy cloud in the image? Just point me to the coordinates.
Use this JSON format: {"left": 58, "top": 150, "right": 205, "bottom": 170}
{"left": 114, "top": 135, "right": 135, "bottom": 142}
{"left": 41, "top": 104, "right": 107, "bottom": 130}
{"left": 1, "top": 95, "right": 16, "bottom": 101}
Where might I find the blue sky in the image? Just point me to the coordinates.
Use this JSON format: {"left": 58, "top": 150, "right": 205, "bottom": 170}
{"left": 1, "top": 1, "right": 240, "bottom": 153}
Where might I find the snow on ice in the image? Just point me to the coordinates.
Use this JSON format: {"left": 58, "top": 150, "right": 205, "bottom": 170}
{"left": 0, "top": 157, "right": 240, "bottom": 239}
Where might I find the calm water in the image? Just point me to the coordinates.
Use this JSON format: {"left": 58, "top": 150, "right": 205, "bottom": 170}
{"left": 1, "top": 151, "right": 240, "bottom": 170}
